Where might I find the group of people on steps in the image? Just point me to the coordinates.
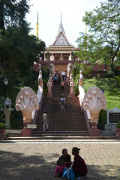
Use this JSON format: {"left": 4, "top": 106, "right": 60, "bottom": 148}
{"left": 54, "top": 147, "right": 88, "bottom": 179}
{"left": 53, "top": 71, "right": 66, "bottom": 90}
{"left": 53, "top": 71, "right": 67, "bottom": 113}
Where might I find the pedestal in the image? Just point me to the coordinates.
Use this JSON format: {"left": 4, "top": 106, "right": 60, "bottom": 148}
{"left": 69, "top": 92, "right": 75, "bottom": 97}
{"left": 47, "top": 92, "right": 52, "bottom": 97}
{"left": 22, "top": 123, "right": 32, "bottom": 137}
{"left": 22, "top": 128, "right": 32, "bottom": 137}
{"left": 0, "top": 129, "right": 5, "bottom": 140}
{"left": 4, "top": 109, "right": 14, "bottom": 129}
{"left": 116, "top": 128, "right": 120, "bottom": 139}
{"left": 89, "top": 128, "right": 100, "bottom": 136}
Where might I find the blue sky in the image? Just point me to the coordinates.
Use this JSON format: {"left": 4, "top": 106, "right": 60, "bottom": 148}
{"left": 26, "top": 0, "right": 108, "bottom": 47}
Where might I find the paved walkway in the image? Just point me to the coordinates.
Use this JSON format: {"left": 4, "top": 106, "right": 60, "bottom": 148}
{"left": 0, "top": 140, "right": 120, "bottom": 180}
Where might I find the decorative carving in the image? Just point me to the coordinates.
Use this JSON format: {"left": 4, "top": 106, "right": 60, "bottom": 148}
{"left": 49, "top": 74, "right": 53, "bottom": 82}
{"left": 69, "top": 54, "right": 72, "bottom": 61}
{"left": 50, "top": 54, "right": 54, "bottom": 61}
{"left": 16, "top": 87, "right": 39, "bottom": 123}
{"left": 47, "top": 79, "right": 52, "bottom": 93}
{"left": 4, "top": 97, "right": 12, "bottom": 110}
{"left": 38, "top": 70, "right": 43, "bottom": 89}
{"left": 38, "top": 64, "right": 42, "bottom": 71}
{"left": 67, "top": 63, "right": 73, "bottom": 77}
{"left": 79, "top": 70, "right": 83, "bottom": 87}
{"left": 83, "top": 86, "right": 106, "bottom": 122}
{"left": 49, "top": 63, "right": 54, "bottom": 75}
{"left": 54, "top": 33, "right": 69, "bottom": 46}
{"left": 70, "top": 74, "right": 73, "bottom": 83}
{"left": 70, "top": 78, "right": 74, "bottom": 93}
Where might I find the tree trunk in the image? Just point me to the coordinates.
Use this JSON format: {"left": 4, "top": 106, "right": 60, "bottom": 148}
{"left": 110, "top": 62, "right": 117, "bottom": 87}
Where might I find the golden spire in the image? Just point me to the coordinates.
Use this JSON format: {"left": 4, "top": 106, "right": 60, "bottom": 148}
{"left": 36, "top": 12, "right": 39, "bottom": 37}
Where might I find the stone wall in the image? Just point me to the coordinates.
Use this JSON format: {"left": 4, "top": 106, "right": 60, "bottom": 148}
{"left": 54, "top": 64, "right": 67, "bottom": 73}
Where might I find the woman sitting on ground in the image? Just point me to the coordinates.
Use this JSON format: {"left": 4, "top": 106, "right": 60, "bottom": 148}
{"left": 72, "top": 147, "right": 88, "bottom": 179}
{"left": 57, "top": 148, "right": 71, "bottom": 168}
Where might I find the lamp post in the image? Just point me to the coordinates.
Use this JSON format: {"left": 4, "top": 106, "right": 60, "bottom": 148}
{"left": 4, "top": 78, "right": 8, "bottom": 85}
{"left": 4, "top": 78, "right": 8, "bottom": 97}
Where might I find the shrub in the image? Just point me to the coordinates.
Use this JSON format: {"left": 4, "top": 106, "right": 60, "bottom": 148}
{"left": 74, "top": 85, "right": 79, "bottom": 96}
{"left": 97, "top": 110, "right": 107, "bottom": 130}
{"left": 116, "top": 121, "right": 120, "bottom": 128}
{"left": 10, "top": 111, "right": 23, "bottom": 129}
{"left": 0, "top": 122, "right": 5, "bottom": 129}
{"left": 115, "top": 76, "right": 120, "bottom": 87}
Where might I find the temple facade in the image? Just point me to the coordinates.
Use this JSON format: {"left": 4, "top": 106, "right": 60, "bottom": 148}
{"left": 38, "top": 17, "right": 79, "bottom": 74}
{"left": 33, "top": 16, "right": 109, "bottom": 77}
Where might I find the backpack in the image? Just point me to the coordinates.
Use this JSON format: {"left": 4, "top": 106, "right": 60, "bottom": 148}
{"left": 54, "top": 76, "right": 57, "bottom": 80}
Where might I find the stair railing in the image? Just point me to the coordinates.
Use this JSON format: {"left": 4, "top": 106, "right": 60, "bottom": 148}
{"left": 32, "top": 70, "right": 43, "bottom": 124}
{"left": 78, "top": 70, "right": 90, "bottom": 130}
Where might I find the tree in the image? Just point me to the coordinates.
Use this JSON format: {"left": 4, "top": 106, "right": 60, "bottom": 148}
{"left": 78, "top": 0, "right": 120, "bottom": 86}
{"left": 76, "top": 32, "right": 103, "bottom": 63}
{"left": 0, "top": 0, "right": 45, "bottom": 103}
{"left": 0, "top": 0, "right": 45, "bottom": 75}
{"left": 0, "top": 0, "right": 30, "bottom": 31}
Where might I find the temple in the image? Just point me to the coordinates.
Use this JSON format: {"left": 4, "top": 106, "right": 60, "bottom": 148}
{"left": 37, "top": 15, "right": 79, "bottom": 74}
{"left": 34, "top": 15, "right": 109, "bottom": 77}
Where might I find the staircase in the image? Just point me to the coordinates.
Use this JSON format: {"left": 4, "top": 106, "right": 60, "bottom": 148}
{"left": 32, "top": 82, "right": 89, "bottom": 138}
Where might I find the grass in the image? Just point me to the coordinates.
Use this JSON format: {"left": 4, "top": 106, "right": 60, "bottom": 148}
{"left": 84, "top": 77, "right": 120, "bottom": 109}
{"left": 83, "top": 77, "right": 120, "bottom": 129}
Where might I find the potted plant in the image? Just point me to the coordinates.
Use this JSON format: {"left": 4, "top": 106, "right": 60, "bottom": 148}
{"left": 0, "top": 122, "right": 6, "bottom": 140}
{"left": 116, "top": 121, "right": 120, "bottom": 138}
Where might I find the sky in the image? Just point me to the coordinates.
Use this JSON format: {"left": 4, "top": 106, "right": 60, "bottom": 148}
{"left": 26, "top": 0, "right": 108, "bottom": 47}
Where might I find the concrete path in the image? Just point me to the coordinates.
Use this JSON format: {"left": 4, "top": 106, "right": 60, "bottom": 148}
{"left": 0, "top": 140, "right": 120, "bottom": 180}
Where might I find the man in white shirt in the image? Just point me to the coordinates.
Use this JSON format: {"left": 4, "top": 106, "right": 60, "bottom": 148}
{"left": 43, "top": 110, "right": 49, "bottom": 131}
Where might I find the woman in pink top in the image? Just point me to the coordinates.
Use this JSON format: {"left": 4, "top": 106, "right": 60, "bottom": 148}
{"left": 54, "top": 158, "right": 66, "bottom": 177}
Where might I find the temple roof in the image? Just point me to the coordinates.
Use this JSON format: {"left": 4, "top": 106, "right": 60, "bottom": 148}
{"left": 51, "top": 14, "right": 74, "bottom": 47}
{"left": 58, "top": 13, "right": 65, "bottom": 34}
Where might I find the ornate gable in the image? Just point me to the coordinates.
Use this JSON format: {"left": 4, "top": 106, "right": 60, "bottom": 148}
{"left": 53, "top": 31, "right": 71, "bottom": 46}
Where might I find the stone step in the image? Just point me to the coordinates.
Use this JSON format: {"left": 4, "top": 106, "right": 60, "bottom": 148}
{"left": 32, "top": 83, "right": 89, "bottom": 137}
{"left": 32, "top": 131, "right": 89, "bottom": 136}
{"left": 7, "top": 136, "right": 117, "bottom": 140}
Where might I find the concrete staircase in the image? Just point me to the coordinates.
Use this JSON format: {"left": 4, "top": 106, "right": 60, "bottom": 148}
{"left": 32, "top": 82, "right": 89, "bottom": 138}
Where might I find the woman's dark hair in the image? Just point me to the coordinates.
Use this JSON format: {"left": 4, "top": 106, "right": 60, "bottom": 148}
{"left": 59, "top": 157, "right": 63, "bottom": 163}
{"left": 72, "top": 147, "right": 80, "bottom": 154}
{"left": 62, "top": 148, "right": 67, "bottom": 154}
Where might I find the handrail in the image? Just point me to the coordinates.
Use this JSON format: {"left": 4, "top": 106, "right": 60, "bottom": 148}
{"left": 32, "top": 85, "right": 43, "bottom": 124}
{"left": 78, "top": 84, "right": 90, "bottom": 130}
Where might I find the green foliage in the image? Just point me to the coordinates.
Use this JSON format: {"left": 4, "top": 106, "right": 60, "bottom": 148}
{"left": 0, "top": 96, "right": 5, "bottom": 109}
{"left": 74, "top": 85, "right": 79, "bottom": 96}
{"left": 84, "top": 78, "right": 120, "bottom": 109}
{"left": 46, "top": 52, "right": 50, "bottom": 61}
{"left": 115, "top": 76, "right": 120, "bottom": 86}
{"left": 0, "top": 0, "right": 46, "bottom": 126}
{"left": 0, "top": 111, "right": 5, "bottom": 122}
{"left": 78, "top": 0, "right": 120, "bottom": 86}
{"left": 10, "top": 111, "right": 23, "bottom": 129}
{"left": 0, "top": 0, "right": 30, "bottom": 30}
{"left": 0, "top": 122, "right": 5, "bottom": 129}
{"left": 97, "top": 110, "right": 107, "bottom": 130}
{"left": 73, "top": 63, "right": 94, "bottom": 94}
{"left": 116, "top": 121, "right": 120, "bottom": 128}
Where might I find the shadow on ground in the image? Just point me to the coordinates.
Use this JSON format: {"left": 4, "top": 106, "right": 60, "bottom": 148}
{"left": 0, "top": 150, "right": 120, "bottom": 180}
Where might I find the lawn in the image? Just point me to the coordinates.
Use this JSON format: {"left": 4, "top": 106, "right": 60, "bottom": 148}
{"left": 84, "top": 77, "right": 120, "bottom": 110}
